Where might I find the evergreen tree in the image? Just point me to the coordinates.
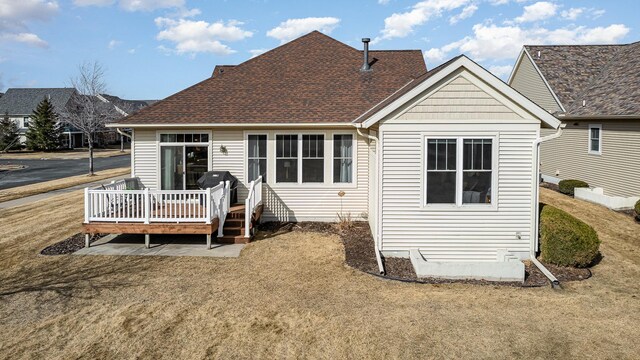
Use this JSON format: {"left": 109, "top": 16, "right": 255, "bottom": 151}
{"left": 0, "top": 111, "right": 20, "bottom": 151}
{"left": 25, "top": 97, "right": 62, "bottom": 151}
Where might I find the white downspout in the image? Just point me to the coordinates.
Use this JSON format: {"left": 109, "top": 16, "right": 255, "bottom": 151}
{"left": 356, "top": 126, "right": 385, "bottom": 274}
{"left": 116, "top": 127, "right": 132, "bottom": 140}
{"left": 531, "top": 123, "right": 565, "bottom": 288}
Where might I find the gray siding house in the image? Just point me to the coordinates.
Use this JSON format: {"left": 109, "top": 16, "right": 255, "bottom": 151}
{"left": 509, "top": 42, "right": 640, "bottom": 209}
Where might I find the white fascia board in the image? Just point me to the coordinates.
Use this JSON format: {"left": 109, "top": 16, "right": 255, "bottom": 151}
{"left": 519, "top": 48, "right": 566, "bottom": 113}
{"left": 359, "top": 56, "right": 562, "bottom": 130}
{"left": 106, "top": 122, "right": 355, "bottom": 128}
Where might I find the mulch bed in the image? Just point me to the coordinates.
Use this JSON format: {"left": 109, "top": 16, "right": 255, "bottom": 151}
{"left": 257, "top": 221, "right": 592, "bottom": 287}
{"left": 40, "top": 233, "right": 103, "bottom": 256}
{"left": 540, "top": 182, "right": 560, "bottom": 192}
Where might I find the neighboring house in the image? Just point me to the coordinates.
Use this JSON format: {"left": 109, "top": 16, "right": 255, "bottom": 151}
{"left": 96, "top": 31, "right": 560, "bottom": 281}
{"left": 0, "top": 88, "right": 154, "bottom": 149}
{"left": 0, "top": 88, "right": 78, "bottom": 147}
{"left": 509, "top": 42, "right": 640, "bottom": 209}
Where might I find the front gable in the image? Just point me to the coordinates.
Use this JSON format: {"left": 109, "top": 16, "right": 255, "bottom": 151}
{"left": 359, "top": 56, "right": 561, "bottom": 129}
{"left": 390, "top": 71, "right": 528, "bottom": 123}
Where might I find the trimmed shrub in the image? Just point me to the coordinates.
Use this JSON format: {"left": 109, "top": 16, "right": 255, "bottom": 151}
{"left": 635, "top": 199, "right": 640, "bottom": 220}
{"left": 558, "top": 179, "right": 589, "bottom": 196}
{"left": 540, "top": 204, "right": 600, "bottom": 267}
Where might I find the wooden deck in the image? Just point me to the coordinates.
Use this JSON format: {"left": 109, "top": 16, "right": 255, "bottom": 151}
{"left": 83, "top": 217, "right": 220, "bottom": 235}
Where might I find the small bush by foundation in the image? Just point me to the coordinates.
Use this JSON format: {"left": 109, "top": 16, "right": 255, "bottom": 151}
{"left": 558, "top": 179, "right": 589, "bottom": 196}
{"left": 540, "top": 204, "right": 600, "bottom": 267}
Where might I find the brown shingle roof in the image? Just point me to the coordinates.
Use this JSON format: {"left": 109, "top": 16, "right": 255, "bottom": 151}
{"left": 117, "top": 31, "right": 426, "bottom": 125}
{"left": 525, "top": 42, "right": 640, "bottom": 117}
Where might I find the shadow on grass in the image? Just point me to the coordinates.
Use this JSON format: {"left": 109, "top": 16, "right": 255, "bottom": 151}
{"left": 0, "top": 256, "right": 151, "bottom": 298}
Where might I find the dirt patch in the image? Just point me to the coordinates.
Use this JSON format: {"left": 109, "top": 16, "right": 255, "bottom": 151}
{"left": 258, "top": 221, "right": 591, "bottom": 287}
{"left": 541, "top": 181, "right": 560, "bottom": 193}
{"left": 40, "top": 233, "right": 103, "bottom": 255}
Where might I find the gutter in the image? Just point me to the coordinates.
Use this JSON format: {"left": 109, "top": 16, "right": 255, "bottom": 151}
{"left": 531, "top": 124, "right": 566, "bottom": 288}
{"left": 355, "top": 125, "right": 385, "bottom": 275}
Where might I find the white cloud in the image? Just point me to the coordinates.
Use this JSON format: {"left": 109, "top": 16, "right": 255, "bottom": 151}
{"left": 378, "top": 0, "right": 391, "bottom": 4}
{"left": 127, "top": 48, "right": 136, "bottom": 54}
{"left": 449, "top": 4, "right": 478, "bottom": 24}
{"left": 0, "top": 32, "right": 48, "bottom": 47}
{"left": 488, "top": 64, "right": 513, "bottom": 78}
{"left": 514, "top": 1, "right": 557, "bottom": 23}
{"left": 73, "top": 0, "right": 113, "bottom": 6}
{"left": 107, "top": 39, "right": 121, "bottom": 49}
{"left": 425, "top": 23, "right": 630, "bottom": 64}
{"left": 155, "top": 17, "right": 253, "bottom": 55}
{"left": 0, "top": 0, "right": 58, "bottom": 20}
{"left": 119, "top": 0, "right": 184, "bottom": 12}
{"left": 0, "top": 0, "right": 58, "bottom": 48}
{"left": 375, "top": 0, "right": 471, "bottom": 42}
{"left": 267, "top": 17, "right": 340, "bottom": 43}
{"left": 249, "top": 48, "right": 268, "bottom": 58}
{"left": 74, "top": 0, "right": 185, "bottom": 11}
{"left": 560, "top": 7, "right": 584, "bottom": 21}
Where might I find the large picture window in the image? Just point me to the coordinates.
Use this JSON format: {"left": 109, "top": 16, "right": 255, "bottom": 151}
{"left": 302, "top": 134, "right": 324, "bottom": 183}
{"left": 425, "top": 137, "right": 494, "bottom": 207}
{"left": 276, "top": 134, "right": 298, "bottom": 183}
{"left": 248, "top": 134, "right": 267, "bottom": 183}
{"left": 333, "top": 134, "right": 353, "bottom": 183}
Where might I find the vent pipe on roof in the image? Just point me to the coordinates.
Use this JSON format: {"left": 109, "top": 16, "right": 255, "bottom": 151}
{"left": 361, "top": 38, "right": 371, "bottom": 72}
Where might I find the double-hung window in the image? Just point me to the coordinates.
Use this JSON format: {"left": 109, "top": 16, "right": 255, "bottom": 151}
{"left": 425, "top": 139, "right": 457, "bottom": 204}
{"left": 276, "top": 134, "right": 298, "bottom": 183}
{"left": 333, "top": 134, "right": 353, "bottom": 183}
{"left": 588, "top": 124, "right": 601, "bottom": 155}
{"left": 248, "top": 135, "right": 267, "bottom": 183}
{"left": 425, "top": 137, "right": 494, "bottom": 207}
{"left": 302, "top": 135, "right": 324, "bottom": 183}
{"left": 462, "top": 139, "right": 492, "bottom": 204}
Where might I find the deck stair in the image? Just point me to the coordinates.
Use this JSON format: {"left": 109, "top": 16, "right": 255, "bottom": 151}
{"left": 217, "top": 204, "right": 252, "bottom": 244}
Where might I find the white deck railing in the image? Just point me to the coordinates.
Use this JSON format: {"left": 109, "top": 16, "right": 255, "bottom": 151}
{"left": 84, "top": 181, "right": 230, "bottom": 225}
{"left": 244, "top": 176, "right": 263, "bottom": 238}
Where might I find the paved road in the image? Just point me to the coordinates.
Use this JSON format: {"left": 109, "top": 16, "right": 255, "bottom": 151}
{"left": 0, "top": 155, "right": 130, "bottom": 190}
{"left": 0, "top": 174, "right": 128, "bottom": 209}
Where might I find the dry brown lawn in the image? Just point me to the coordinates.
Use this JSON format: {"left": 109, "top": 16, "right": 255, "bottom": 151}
{"left": 0, "top": 167, "right": 130, "bottom": 203}
{"left": 0, "top": 187, "right": 638, "bottom": 359}
{"left": 0, "top": 149, "right": 129, "bottom": 160}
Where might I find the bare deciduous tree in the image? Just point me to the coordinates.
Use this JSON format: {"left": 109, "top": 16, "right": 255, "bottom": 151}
{"left": 61, "top": 61, "right": 120, "bottom": 175}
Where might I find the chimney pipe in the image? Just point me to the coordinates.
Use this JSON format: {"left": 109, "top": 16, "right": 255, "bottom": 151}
{"left": 361, "top": 38, "right": 371, "bottom": 71}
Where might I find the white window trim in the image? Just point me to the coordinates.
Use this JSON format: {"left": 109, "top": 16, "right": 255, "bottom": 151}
{"left": 588, "top": 124, "right": 602, "bottom": 155}
{"left": 331, "top": 133, "right": 355, "bottom": 184}
{"left": 155, "top": 130, "right": 212, "bottom": 190}
{"left": 246, "top": 133, "right": 268, "bottom": 183}
{"left": 421, "top": 133, "right": 498, "bottom": 211}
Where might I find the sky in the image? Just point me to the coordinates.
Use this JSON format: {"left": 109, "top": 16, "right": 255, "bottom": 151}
{"left": 1, "top": 0, "right": 638, "bottom": 100}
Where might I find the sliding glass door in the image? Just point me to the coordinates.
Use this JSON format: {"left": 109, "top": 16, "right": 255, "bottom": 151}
{"left": 161, "top": 146, "right": 184, "bottom": 190}
{"left": 160, "top": 133, "right": 210, "bottom": 190}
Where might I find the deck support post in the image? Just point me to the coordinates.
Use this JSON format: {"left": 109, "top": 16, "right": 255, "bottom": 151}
{"left": 145, "top": 233, "right": 150, "bottom": 249}
{"left": 85, "top": 233, "right": 90, "bottom": 248}
{"left": 206, "top": 234, "right": 211, "bottom": 249}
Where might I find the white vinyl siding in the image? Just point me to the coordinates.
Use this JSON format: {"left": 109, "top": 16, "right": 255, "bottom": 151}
{"left": 509, "top": 52, "right": 563, "bottom": 114}
{"left": 130, "top": 128, "right": 367, "bottom": 222}
{"left": 131, "top": 129, "right": 158, "bottom": 189}
{"left": 540, "top": 121, "right": 640, "bottom": 197}
{"left": 379, "top": 71, "right": 539, "bottom": 261}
